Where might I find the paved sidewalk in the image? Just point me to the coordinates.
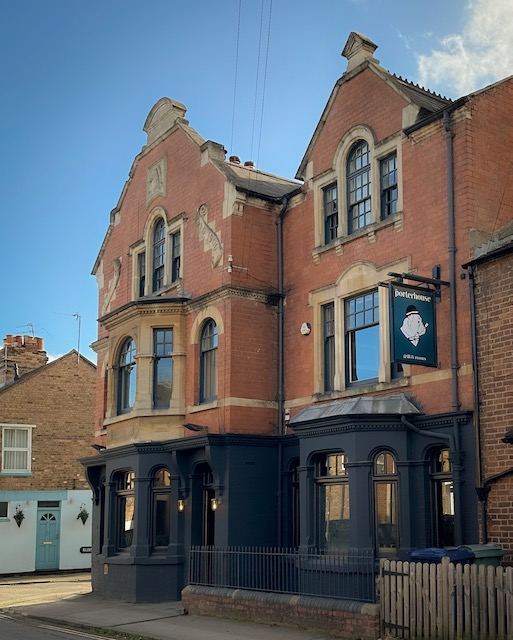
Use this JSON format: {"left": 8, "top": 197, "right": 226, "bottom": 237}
{"left": 1, "top": 572, "right": 328, "bottom": 640}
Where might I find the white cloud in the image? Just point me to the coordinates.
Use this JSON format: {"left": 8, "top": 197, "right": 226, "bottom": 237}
{"left": 417, "top": 0, "right": 513, "bottom": 96}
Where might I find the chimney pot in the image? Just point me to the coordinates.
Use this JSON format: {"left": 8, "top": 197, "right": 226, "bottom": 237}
{"left": 229, "top": 155, "right": 241, "bottom": 164}
{"left": 244, "top": 160, "right": 255, "bottom": 168}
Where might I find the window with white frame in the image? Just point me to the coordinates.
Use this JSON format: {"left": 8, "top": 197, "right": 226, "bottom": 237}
{"left": 1, "top": 424, "right": 34, "bottom": 474}
{"left": 313, "top": 128, "right": 401, "bottom": 248}
{"left": 0, "top": 502, "right": 7, "bottom": 518}
{"left": 345, "top": 290, "right": 379, "bottom": 385}
{"left": 312, "top": 260, "right": 409, "bottom": 395}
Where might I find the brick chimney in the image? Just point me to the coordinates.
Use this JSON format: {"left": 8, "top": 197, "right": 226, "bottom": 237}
{"left": 0, "top": 335, "right": 48, "bottom": 387}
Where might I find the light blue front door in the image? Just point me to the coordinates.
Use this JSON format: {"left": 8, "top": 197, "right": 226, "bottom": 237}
{"left": 35, "top": 508, "right": 60, "bottom": 570}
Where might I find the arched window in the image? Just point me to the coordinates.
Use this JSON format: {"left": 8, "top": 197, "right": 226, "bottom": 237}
{"left": 115, "top": 470, "right": 135, "bottom": 550}
{"left": 315, "top": 452, "right": 350, "bottom": 552}
{"left": 374, "top": 451, "right": 398, "bottom": 552}
{"left": 200, "top": 319, "right": 218, "bottom": 403}
{"left": 430, "top": 448, "right": 454, "bottom": 547}
{"left": 152, "top": 468, "right": 172, "bottom": 548}
{"left": 347, "top": 140, "right": 371, "bottom": 233}
{"left": 118, "top": 338, "right": 136, "bottom": 414}
{"left": 152, "top": 218, "right": 166, "bottom": 292}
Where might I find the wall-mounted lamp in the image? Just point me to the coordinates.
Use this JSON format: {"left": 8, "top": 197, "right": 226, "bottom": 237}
{"left": 502, "top": 429, "right": 513, "bottom": 444}
{"left": 178, "top": 499, "right": 188, "bottom": 512}
{"left": 300, "top": 322, "right": 311, "bottom": 336}
{"left": 210, "top": 497, "right": 221, "bottom": 511}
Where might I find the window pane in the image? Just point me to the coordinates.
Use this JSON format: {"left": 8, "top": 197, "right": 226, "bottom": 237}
{"left": 323, "top": 184, "right": 338, "bottom": 243}
{"left": 119, "top": 495, "right": 134, "bottom": 549}
{"left": 154, "top": 494, "right": 171, "bottom": 547}
{"left": 153, "top": 219, "right": 166, "bottom": 292}
{"left": 119, "top": 339, "right": 136, "bottom": 413}
{"left": 375, "top": 482, "right": 397, "bottom": 549}
{"left": 171, "top": 231, "right": 181, "bottom": 282}
{"left": 323, "top": 303, "right": 335, "bottom": 392}
{"left": 200, "top": 320, "right": 218, "bottom": 403}
{"left": 154, "top": 329, "right": 173, "bottom": 407}
{"left": 138, "top": 252, "right": 146, "bottom": 297}
{"left": 349, "top": 325, "right": 379, "bottom": 382}
{"left": 0, "top": 502, "right": 7, "bottom": 518}
{"left": 380, "top": 154, "right": 398, "bottom": 218}
{"left": 346, "top": 291, "right": 379, "bottom": 384}
{"left": 319, "top": 483, "right": 350, "bottom": 552}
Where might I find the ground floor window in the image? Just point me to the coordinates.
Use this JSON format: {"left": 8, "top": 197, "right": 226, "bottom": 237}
{"left": 315, "top": 452, "right": 350, "bottom": 552}
{"left": 431, "top": 448, "right": 454, "bottom": 547}
{"left": 374, "top": 451, "right": 398, "bottom": 552}
{"left": 153, "top": 467, "right": 172, "bottom": 548}
{"left": 116, "top": 470, "right": 135, "bottom": 549}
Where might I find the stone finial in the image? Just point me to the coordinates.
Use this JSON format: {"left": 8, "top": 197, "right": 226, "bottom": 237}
{"left": 342, "top": 32, "right": 379, "bottom": 73}
{"left": 143, "top": 98, "right": 188, "bottom": 145}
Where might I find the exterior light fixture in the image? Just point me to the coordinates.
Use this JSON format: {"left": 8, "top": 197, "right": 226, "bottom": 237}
{"left": 178, "top": 499, "right": 187, "bottom": 512}
{"left": 300, "top": 322, "right": 311, "bottom": 335}
{"left": 210, "top": 497, "right": 221, "bottom": 511}
{"left": 502, "top": 429, "right": 513, "bottom": 444}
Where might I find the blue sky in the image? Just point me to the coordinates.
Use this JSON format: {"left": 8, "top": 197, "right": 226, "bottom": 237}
{"left": 1, "top": 0, "right": 512, "bottom": 363}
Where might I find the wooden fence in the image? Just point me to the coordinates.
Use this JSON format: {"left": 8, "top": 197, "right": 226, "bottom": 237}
{"left": 380, "top": 558, "right": 513, "bottom": 639}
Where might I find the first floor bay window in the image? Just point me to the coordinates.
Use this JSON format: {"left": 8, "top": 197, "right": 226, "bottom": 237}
{"left": 118, "top": 338, "right": 136, "bottom": 414}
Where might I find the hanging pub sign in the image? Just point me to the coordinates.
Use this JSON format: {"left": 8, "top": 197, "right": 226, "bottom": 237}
{"left": 389, "top": 281, "right": 438, "bottom": 368}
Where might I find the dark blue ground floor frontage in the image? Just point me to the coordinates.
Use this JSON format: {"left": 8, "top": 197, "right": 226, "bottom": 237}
{"left": 82, "top": 396, "right": 478, "bottom": 602}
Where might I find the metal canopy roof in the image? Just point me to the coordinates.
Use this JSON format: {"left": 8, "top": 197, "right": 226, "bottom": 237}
{"left": 290, "top": 393, "right": 422, "bottom": 425}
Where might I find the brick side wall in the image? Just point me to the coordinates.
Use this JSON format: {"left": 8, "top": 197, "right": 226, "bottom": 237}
{"left": 0, "top": 352, "right": 96, "bottom": 490}
{"left": 182, "top": 586, "right": 380, "bottom": 640}
{"left": 474, "top": 251, "right": 513, "bottom": 562}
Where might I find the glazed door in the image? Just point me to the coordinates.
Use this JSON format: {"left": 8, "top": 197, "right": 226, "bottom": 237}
{"left": 35, "top": 508, "right": 60, "bottom": 570}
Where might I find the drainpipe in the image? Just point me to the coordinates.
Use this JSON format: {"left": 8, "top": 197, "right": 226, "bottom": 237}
{"left": 276, "top": 194, "right": 291, "bottom": 548}
{"left": 467, "top": 264, "right": 487, "bottom": 542}
{"left": 443, "top": 109, "right": 463, "bottom": 547}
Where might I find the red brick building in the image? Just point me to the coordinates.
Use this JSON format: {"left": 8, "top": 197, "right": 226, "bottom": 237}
{"left": 465, "top": 222, "right": 513, "bottom": 562}
{"left": 82, "top": 32, "right": 513, "bottom": 610}
{"left": 0, "top": 335, "right": 96, "bottom": 573}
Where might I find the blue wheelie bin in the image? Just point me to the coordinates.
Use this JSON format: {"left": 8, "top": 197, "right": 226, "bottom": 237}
{"left": 409, "top": 547, "right": 474, "bottom": 565}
